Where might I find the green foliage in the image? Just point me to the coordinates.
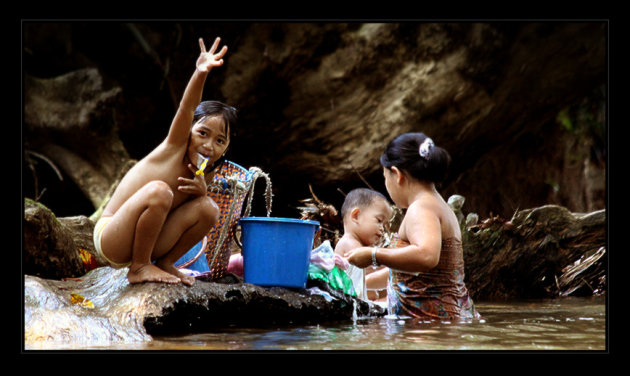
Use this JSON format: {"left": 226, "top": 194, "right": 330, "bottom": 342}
{"left": 555, "top": 88, "right": 606, "bottom": 166}
{"left": 556, "top": 108, "right": 574, "bottom": 133}
{"left": 555, "top": 88, "right": 605, "bottom": 140}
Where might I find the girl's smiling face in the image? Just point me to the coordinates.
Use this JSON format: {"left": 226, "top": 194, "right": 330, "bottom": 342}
{"left": 188, "top": 115, "right": 230, "bottom": 171}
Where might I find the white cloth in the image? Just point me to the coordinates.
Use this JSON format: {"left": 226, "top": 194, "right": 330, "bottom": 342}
{"left": 345, "top": 264, "right": 366, "bottom": 300}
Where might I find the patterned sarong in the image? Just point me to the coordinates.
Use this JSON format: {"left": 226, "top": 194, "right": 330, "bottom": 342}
{"left": 388, "top": 237, "right": 481, "bottom": 321}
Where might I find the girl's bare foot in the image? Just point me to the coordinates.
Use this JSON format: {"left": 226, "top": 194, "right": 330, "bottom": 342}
{"left": 127, "top": 263, "right": 181, "bottom": 285}
{"left": 155, "top": 260, "right": 196, "bottom": 286}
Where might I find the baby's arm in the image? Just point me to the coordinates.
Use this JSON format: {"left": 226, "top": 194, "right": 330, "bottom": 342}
{"left": 366, "top": 267, "right": 389, "bottom": 290}
{"left": 165, "top": 37, "right": 228, "bottom": 147}
{"left": 333, "top": 237, "right": 347, "bottom": 257}
{"left": 334, "top": 235, "right": 361, "bottom": 258}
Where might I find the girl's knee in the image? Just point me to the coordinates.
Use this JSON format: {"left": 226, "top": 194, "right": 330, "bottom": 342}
{"left": 145, "top": 181, "right": 174, "bottom": 210}
{"left": 197, "top": 197, "right": 220, "bottom": 226}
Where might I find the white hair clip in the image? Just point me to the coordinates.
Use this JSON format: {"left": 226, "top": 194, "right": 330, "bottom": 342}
{"left": 419, "top": 137, "right": 434, "bottom": 159}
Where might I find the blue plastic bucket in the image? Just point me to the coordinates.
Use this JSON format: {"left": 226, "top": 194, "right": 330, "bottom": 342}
{"left": 239, "top": 217, "right": 320, "bottom": 288}
{"left": 174, "top": 240, "right": 210, "bottom": 273}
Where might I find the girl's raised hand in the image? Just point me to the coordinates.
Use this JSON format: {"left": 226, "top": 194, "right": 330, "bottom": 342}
{"left": 196, "top": 37, "right": 228, "bottom": 72}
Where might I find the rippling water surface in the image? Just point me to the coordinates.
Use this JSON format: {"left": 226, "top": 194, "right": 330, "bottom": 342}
{"left": 74, "top": 296, "right": 605, "bottom": 351}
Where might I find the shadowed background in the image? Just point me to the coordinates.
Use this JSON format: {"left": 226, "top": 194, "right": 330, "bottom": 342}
{"left": 22, "top": 21, "right": 606, "bottom": 220}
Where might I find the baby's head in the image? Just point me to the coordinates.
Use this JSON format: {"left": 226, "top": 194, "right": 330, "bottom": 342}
{"left": 380, "top": 132, "right": 451, "bottom": 184}
{"left": 341, "top": 188, "right": 392, "bottom": 246}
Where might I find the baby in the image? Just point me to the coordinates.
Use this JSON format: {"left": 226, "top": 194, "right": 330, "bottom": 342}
{"left": 334, "top": 188, "right": 392, "bottom": 300}
{"left": 92, "top": 37, "right": 234, "bottom": 286}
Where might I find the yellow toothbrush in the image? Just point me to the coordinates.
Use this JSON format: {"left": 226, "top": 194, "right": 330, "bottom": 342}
{"left": 195, "top": 155, "right": 209, "bottom": 176}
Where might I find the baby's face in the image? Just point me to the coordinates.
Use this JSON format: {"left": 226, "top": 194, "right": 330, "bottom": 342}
{"left": 188, "top": 115, "right": 229, "bottom": 170}
{"left": 355, "top": 198, "right": 392, "bottom": 246}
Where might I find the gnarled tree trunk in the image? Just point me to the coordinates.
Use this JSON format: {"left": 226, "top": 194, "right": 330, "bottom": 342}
{"left": 455, "top": 202, "right": 606, "bottom": 300}
{"left": 24, "top": 68, "right": 133, "bottom": 216}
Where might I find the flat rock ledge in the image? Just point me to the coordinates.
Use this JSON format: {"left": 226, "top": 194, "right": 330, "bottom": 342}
{"left": 24, "top": 266, "right": 384, "bottom": 348}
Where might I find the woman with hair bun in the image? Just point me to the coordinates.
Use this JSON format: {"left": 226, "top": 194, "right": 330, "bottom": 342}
{"left": 347, "top": 133, "right": 480, "bottom": 321}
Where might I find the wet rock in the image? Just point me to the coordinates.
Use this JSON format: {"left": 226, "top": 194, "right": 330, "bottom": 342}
{"left": 448, "top": 194, "right": 466, "bottom": 227}
{"left": 23, "top": 199, "right": 88, "bottom": 280}
{"left": 465, "top": 213, "right": 479, "bottom": 228}
{"left": 24, "top": 266, "right": 384, "bottom": 348}
{"left": 25, "top": 267, "right": 150, "bottom": 348}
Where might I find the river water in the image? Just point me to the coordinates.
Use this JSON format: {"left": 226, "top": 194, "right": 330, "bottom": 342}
{"left": 39, "top": 295, "right": 605, "bottom": 351}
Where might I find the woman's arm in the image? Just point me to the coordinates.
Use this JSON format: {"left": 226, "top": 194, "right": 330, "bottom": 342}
{"left": 165, "top": 37, "right": 228, "bottom": 146}
{"left": 347, "top": 205, "right": 442, "bottom": 273}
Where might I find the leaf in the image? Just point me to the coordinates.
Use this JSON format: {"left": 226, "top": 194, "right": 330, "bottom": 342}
{"left": 70, "top": 293, "right": 94, "bottom": 309}
{"left": 78, "top": 248, "right": 100, "bottom": 271}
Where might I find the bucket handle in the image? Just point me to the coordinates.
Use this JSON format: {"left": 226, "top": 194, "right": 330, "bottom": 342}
{"left": 233, "top": 167, "right": 272, "bottom": 252}
{"left": 176, "top": 236, "right": 208, "bottom": 269}
{"left": 234, "top": 227, "right": 243, "bottom": 251}
{"left": 243, "top": 167, "right": 273, "bottom": 218}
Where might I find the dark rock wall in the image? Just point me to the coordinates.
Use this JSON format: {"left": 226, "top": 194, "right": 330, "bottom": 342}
{"left": 23, "top": 21, "right": 607, "bottom": 220}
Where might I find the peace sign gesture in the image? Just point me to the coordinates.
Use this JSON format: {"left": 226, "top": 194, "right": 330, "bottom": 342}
{"left": 196, "top": 37, "right": 228, "bottom": 72}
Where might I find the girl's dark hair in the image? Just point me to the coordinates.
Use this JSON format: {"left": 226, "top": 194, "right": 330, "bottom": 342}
{"left": 379, "top": 132, "right": 451, "bottom": 184}
{"left": 193, "top": 100, "right": 238, "bottom": 135}
{"left": 193, "top": 100, "right": 238, "bottom": 170}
